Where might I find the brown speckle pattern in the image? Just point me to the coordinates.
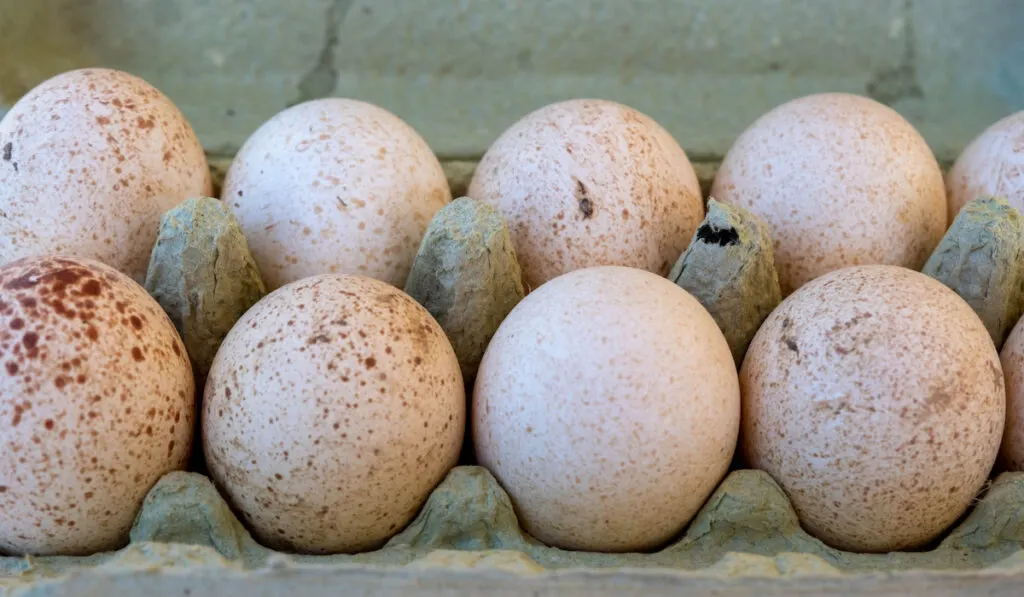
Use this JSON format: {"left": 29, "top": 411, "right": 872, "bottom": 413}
{"left": 946, "top": 111, "right": 1024, "bottom": 222}
{"left": 467, "top": 99, "right": 704, "bottom": 291}
{"left": 0, "top": 255, "right": 195, "bottom": 556}
{"left": 0, "top": 68, "right": 212, "bottom": 283}
{"left": 711, "top": 93, "right": 947, "bottom": 296}
{"left": 741, "top": 265, "right": 1004, "bottom": 553}
{"left": 202, "top": 274, "right": 464, "bottom": 554}
{"left": 473, "top": 266, "right": 739, "bottom": 552}
{"left": 220, "top": 99, "right": 451, "bottom": 291}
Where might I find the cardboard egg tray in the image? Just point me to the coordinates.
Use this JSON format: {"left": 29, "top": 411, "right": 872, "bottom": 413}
{"left": 0, "top": 158, "right": 1019, "bottom": 597}
{"left": 3, "top": 2, "right": 1023, "bottom": 593}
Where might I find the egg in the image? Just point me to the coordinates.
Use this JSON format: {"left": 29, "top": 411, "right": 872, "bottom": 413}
{"left": 221, "top": 99, "right": 451, "bottom": 291}
{"left": 0, "top": 255, "right": 194, "bottom": 556}
{"left": 999, "top": 317, "right": 1024, "bottom": 471}
{"left": 203, "top": 274, "right": 465, "bottom": 554}
{"left": 741, "top": 265, "right": 1004, "bottom": 553}
{"left": 473, "top": 266, "right": 739, "bottom": 552}
{"left": 711, "top": 93, "right": 947, "bottom": 296}
{"left": 946, "top": 111, "right": 1024, "bottom": 220}
{"left": 0, "top": 68, "right": 212, "bottom": 283}
{"left": 467, "top": 99, "right": 704, "bottom": 291}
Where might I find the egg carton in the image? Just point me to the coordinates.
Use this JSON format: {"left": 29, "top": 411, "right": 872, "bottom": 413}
{"left": 0, "top": 160, "right": 1019, "bottom": 597}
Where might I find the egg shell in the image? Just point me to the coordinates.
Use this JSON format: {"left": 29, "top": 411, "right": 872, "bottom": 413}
{"left": 711, "top": 92, "right": 947, "bottom": 296}
{"left": 0, "top": 255, "right": 194, "bottom": 556}
{"left": 467, "top": 99, "right": 704, "bottom": 291}
{"left": 0, "top": 68, "right": 212, "bottom": 282}
{"left": 999, "top": 318, "right": 1024, "bottom": 471}
{"left": 202, "top": 274, "right": 465, "bottom": 554}
{"left": 946, "top": 111, "right": 1024, "bottom": 221}
{"left": 221, "top": 99, "right": 451, "bottom": 291}
{"left": 741, "top": 265, "right": 1004, "bottom": 553}
{"left": 473, "top": 266, "right": 740, "bottom": 552}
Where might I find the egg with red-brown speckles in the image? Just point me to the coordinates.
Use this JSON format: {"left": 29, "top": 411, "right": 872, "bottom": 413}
{"left": 946, "top": 111, "right": 1024, "bottom": 221}
{"left": 202, "top": 274, "right": 464, "bottom": 554}
{"left": 467, "top": 99, "right": 704, "bottom": 291}
{"left": 473, "top": 266, "right": 739, "bottom": 552}
{"left": 711, "top": 93, "right": 947, "bottom": 296}
{"left": 0, "top": 68, "right": 212, "bottom": 283}
{"left": 741, "top": 265, "right": 1004, "bottom": 553}
{"left": 0, "top": 255, "right": 194, "bottom": 556}
{"left": 221, "top": 99, "right": 451, "bottom": 291}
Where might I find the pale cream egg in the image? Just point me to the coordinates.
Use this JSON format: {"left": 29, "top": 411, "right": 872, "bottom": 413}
{"left": 221, "top": 99, "right": 451, "bottom": 291}
{"left": 473, "top": 266, "right": 739, "bottom": 552}
{"left": 711, "top": 93, "right": 947, "bottom": 295}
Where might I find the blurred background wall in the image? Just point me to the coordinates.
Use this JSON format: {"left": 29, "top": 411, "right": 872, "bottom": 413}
{"left": 1, "top": 0, "right": 1021, "bottom": 163}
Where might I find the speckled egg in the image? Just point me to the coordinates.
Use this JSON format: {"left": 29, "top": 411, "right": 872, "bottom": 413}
{"left": 711, "top": 93, "right": 947, "bottom": 296}
{"left": 999, "top": 317, "right": 1024, "bottom": 471}
{"left": 221, "top": 99, "right": 451, "bottom": 291}
{"left": 203, "top": 274, "right": 465, "bottom": 554}
{"left": 741, "top": 265, "right": 1004, "bottom": 553}
{"left": 0, "top": 255, "right": 194, "bottom": 556}
{"left": 473, "top": 266, "right": 739, "bottom": 552}
{"left": 467, "top": 99, "right": 704, "bottom": 291}
{"left": 0, "top": 68, "right": 212, "bottom": 282}
{"left": 946, "top": 111, "right": 1024, "bottom": 220}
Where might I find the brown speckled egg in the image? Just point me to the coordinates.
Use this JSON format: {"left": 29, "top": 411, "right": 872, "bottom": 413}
{"left": 0, "top": 255, "right": 194, "bottom": 556}
{"left": 711, "top": 93, "right": 947, "bottom": 296}
{"left": 473, "top": 266, "right": 739, "bottom": 552}
{"left": 202, "top": 274, "right": 464, "bottom": 554}
{"left": 946, "top": 111, "right": 1024, "bottom": 220}
{"left": 0, "top": 68, "right": 212, "bottom": 282}
{"left": 741, "top": 265, "right": 1004, "bottom": 553}
{"left": 467, "top": 99, "right": 704, "bottom": 291}
{"left": 999, "top": 317, "right": 1024, "bottom": 471}
{"left": 221, "top": 99, "right": 451, "bottom": 291}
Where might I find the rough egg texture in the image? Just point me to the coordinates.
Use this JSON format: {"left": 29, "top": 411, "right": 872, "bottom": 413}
{"left": 946, "top": 111, "right": 1024, "bottom": 221}
{"left": 473, "top": 266, "right": 739, "bottom": 552}
{"left": 467, "top": 99, "right": 704, "bottom": 291}
{"left": 999, "top": 317, "right": 1024, "bottom": 471}
{"left": 203, "top": 274, "right": 465, "bottom": 554}
{"left": 741, "top": 265, "right": 1004, "bottom": 553}
{"left": 0, "top": 68, "right": 212, "bottom": 283}
{"left": 0, "top": 255, "right": 194, "bottom": 556}
{"left": 221, "top": 99, "right": 451, "bottom": 291}
{"left": 711, "top": 93, "right": 947, "bottom": 296}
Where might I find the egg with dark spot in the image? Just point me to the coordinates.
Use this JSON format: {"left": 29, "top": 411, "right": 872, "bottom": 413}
{"left": 202, "top": 274, "right": 464, "bottom": 554}
{"left": 0, "top": 68, "right": 212, "bottom": 282}
{"left": 0, "top": 255, "right": 195, "bottom": 555}
{"left": 741, "top": 265, "right": 1004, "bottom": 552}
{"left": 467, "top": 99, "right": 704, "bottom": 291}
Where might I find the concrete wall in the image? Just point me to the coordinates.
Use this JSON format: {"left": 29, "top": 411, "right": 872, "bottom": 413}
{"left": 1, "top": 0, "right": 1022, "bottom": 162}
